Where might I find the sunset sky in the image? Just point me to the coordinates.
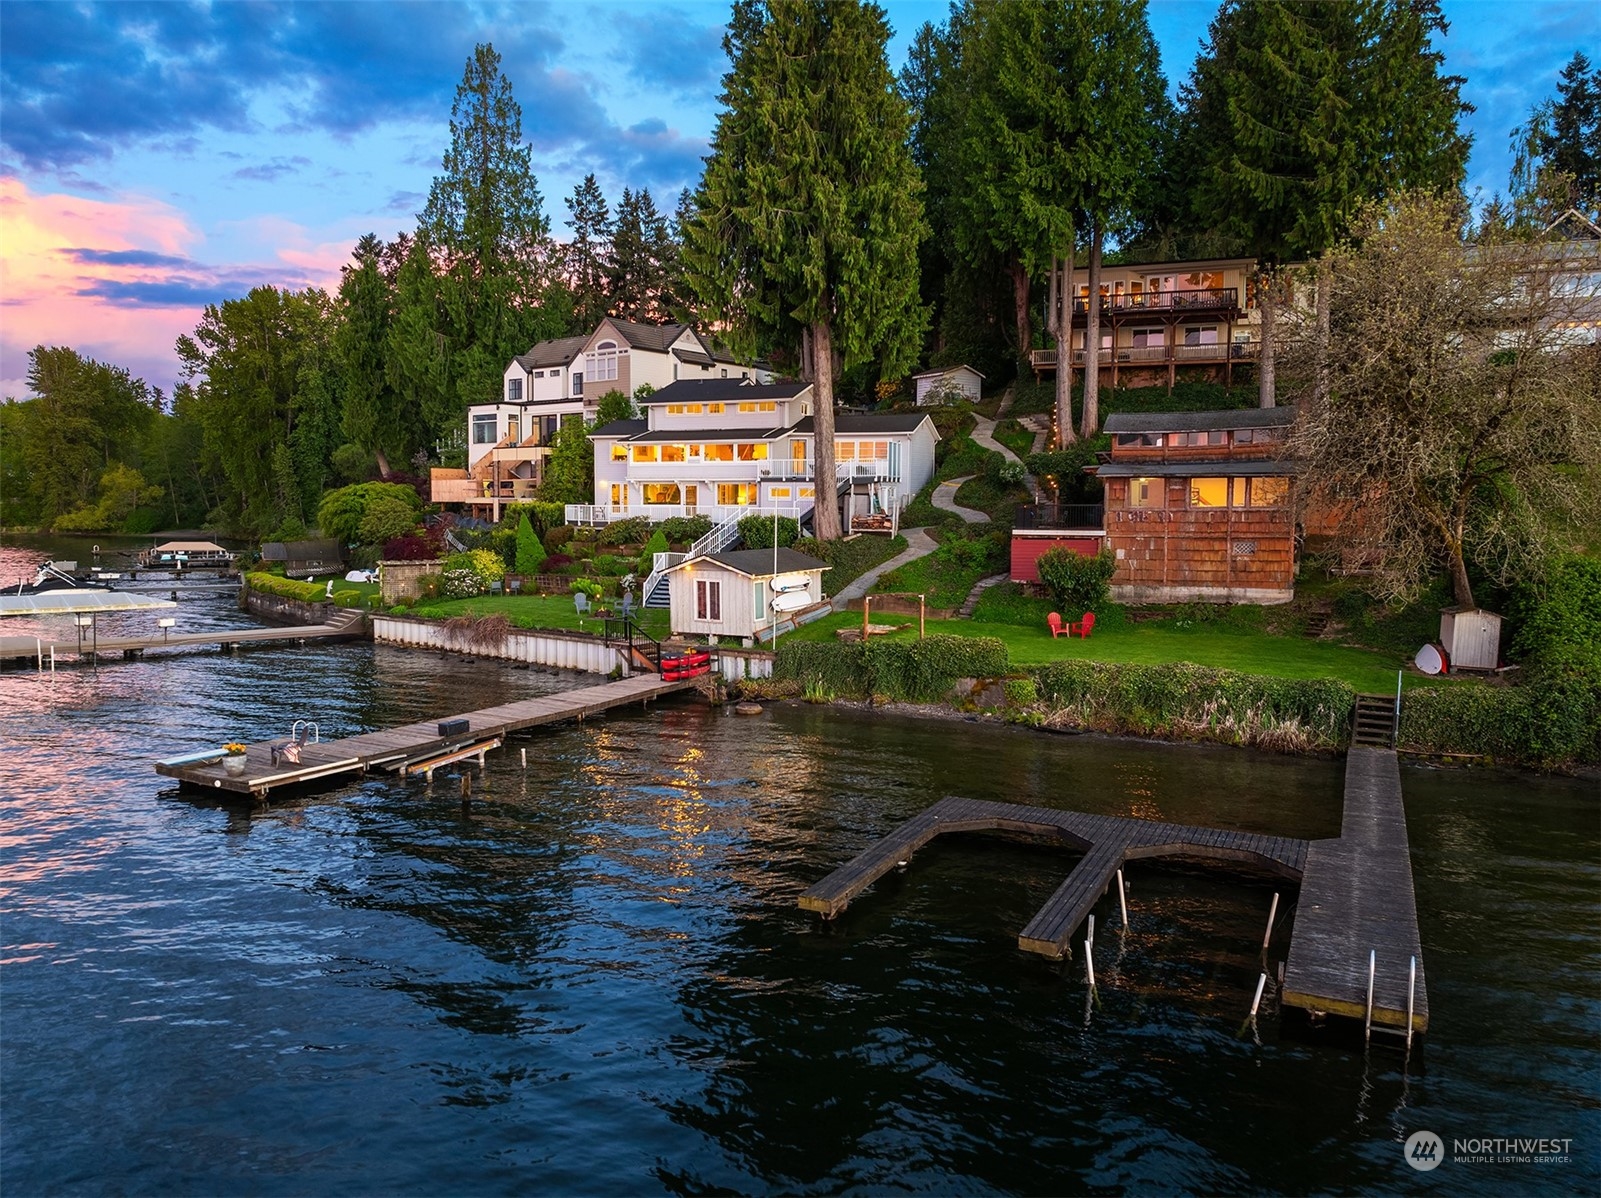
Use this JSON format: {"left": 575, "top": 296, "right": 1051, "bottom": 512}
{"left": 1, "top": 0, "right": 1595, "bottom": 403}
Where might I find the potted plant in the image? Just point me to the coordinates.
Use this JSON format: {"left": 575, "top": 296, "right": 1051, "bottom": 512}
{"left": 222, "top": 742, "right": 249, "bottom": 776}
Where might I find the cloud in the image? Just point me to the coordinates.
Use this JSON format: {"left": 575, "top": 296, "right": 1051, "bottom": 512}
{"left": 73, "top": 279, "right": 242, "bottom": 308}
{"left": 232, "top": 156, "right": 314, "bottom": 183}
{"left": 62, "top": 248, "right": 194, "bottom": 268}
{"left": 614, "top": 10, "right": 725, "bottom": 94}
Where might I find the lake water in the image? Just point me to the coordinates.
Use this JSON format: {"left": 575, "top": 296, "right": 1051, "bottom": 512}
{"left": 2, "top": 537, "right": 1597, "bottom": 1195}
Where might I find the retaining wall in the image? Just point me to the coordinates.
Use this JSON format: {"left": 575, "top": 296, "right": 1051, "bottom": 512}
{"left": 243, "top": 590, "right": 337, "bottom": 626}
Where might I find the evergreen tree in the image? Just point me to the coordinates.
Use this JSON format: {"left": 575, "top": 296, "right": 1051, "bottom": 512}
{"left": 685, "top": 0, "right": 926, "bottom": 540}
{"left": 514, "top": 512, "right": 547, "bottom": 574}
{"left": 609, "top": 188, "right": 673, "bottom": 322}
{"left": 336, "top": 232, "right": 414, "bottom": 476}
{"left": 538, "top": 415, "right": 593, "bottom": 505}
{"left": 1511, "top": 51, "right": 1601, "bottom": 221}
{"left": 385, "top": 234, "right": 454, "bottom": 459}
{"left": 565, "top": 173, "right": 613, "bottom": 327}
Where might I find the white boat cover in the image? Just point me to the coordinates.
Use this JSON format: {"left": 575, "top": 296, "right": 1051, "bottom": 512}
{"left": 0, "top": 591, "right": 181, "bottom": 617}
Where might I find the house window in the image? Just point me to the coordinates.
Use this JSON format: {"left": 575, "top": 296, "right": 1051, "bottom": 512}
{"left": 696, "top": 579, "right": 721, "bottom": 621}
{"left": 1183, "top": 270, "right": 1225, "bottom": 291}
{"left": 632, "top": 445, "right": 660, "bottom": 462}
{"left": 1190, "top": 477, "right": 1229, "bottom": 507}
{"left": 572, "top": 372, "right": 583, "bottom": 396}
{"left": 1115, "top": 433, "right": 1164, "bottom": 448}
{"left": 643, "top": 483, "right": 681, "bottom": 504}
{"left": 717, "top": 483, "right": 758, "bottom": 506}
{"left": 799, "top": 487, "right": 815, "bottom": 499}
{"left": 507, "top": 378, "right": 523, "bottom": 401}
{"left": 1247, "top": 477, "right": 1289, "bottom": 507}
{"left": 1131, "top": 328, "right": 1164, "bottom": 348}
{"left": 736, "top": 443, "right": 768, "bottom": 461}
{"left": 705, "top": 444, "right": 734, "bottom": 461}
{"left": 737, "top": 401, "right": 777, "bottom": 413}
{"left": 534, "top": 370, "right": 545, "bottom": 378}
{"left": 1184, "top": 326, "right": 1219, "bottom": 346}
{"left": 1129, "top": 477, "right": 1162, "bottom": 508}
{"left": 586, "top": 341, "right": 619, "bottom": 382}
{"left": 837, "top": 441, "right": 855, "bottom": 460}
{"left": 708, "top": 403, "right": 724, "bottom": 414}
{"left": 769, "top": 486, "right": 792, "bottom": 499}
{"left": 662, "top": 445, "right": 687, "bottom": 463}
{"left": 472, "top": 414, "right": 498, "bottom": 444}
{"left": 610, "top": 483, "right": 628, "bottom": 509}
{"left": 611, "top": 443, "right": 628, "bottom": 461}
{"left": 539, "top": 415, "right": 560, "bottom": 443}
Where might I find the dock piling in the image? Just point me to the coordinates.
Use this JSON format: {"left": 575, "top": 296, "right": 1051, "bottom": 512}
{"left": 1116, "top": 868, "right": 1128, "bottom": 929}
{"left": 1364, "top": 949, "right": 1376, "bottom": 1042}
{"left": 1250, "top": 972, "right": 1268, "bottom": 1018}
{"left": 1263, "top": 892, "right": 1280, "bottom": 950}
{"left": 1087, "top": 913, "right": 1095, "bottom": 950}
{"left": 1084, "top": 939, "right": 1095, "bottom": 989}
{"left": 521, "top": 748, "right": 527, "bottom": 768}
{"left": 1406, "top": 956, "right": 1417, "bottom": 1051}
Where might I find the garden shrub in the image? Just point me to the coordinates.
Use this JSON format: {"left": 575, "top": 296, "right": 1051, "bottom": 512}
{"left": 1037, "top": 548, "right": 1117, "bottom": 616}
{"left": 316, "top": 482, "right": 419, "bottom": 544}
{"left": 658, "top": 515, "right": 713, "bottom": 545}
{"left": 383, "top": 526, "right": 445, "bottom": 561}
{"left": 500, "top": 502, "right": 567, "bottom": 539}
{"left": 441, "top": 549, "right": 505, "bottom": 598}
{"left": 544, "top": 524, "right": 575, "bottom": 551}
{"left": 331, "top": 589, "right": 362, "bottom": 607}
{"left": 739, "top": 514, "right": 800, "bottom": 550}
{"left": 543, "top": 553, "right": 574, "bottom": 571}
{"left": 244, "top": 572, "right": 327, "bottom": 603}
{"left": 598, "top": 516, "right": 651, "bottom": 547}
{"left": 775, "top": 635, "right": 1008, "bottom": 702}
{"left": 571, "top": 577, "right": 605, "bottom": 603}
{"left": 514, "top": 513, "right": 547, "bottom": 575}
{"left": 1032, "top": 660, "right": 1355, "bottom": 752}
{"left": 641, "top": 529, "right": 669, "bottom": 562}
{"left": 357, "top": 494, "right": 421, "bottom": 546}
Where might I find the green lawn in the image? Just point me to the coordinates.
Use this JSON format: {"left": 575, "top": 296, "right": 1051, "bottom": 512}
{"left": 410, "top": 593, "right": 671, "bottom": 638}
{"left": 782, "top": 609, "right": 1450, "bottom": 693}
{"left": 992, "top": 417, "right": 1035, "bottom": 460}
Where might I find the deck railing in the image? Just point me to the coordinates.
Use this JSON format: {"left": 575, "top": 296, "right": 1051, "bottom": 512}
{"left": 1013, "top": 502, "right": 1106, "bottom": 531}
{"left": 1070, "top": 286, "right": 1241, "bottom": 314}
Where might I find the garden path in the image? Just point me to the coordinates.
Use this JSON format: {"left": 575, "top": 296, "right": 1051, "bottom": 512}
{"left": 931, "top": 476, "right": 988, "bottom": 524}
{"left": 829, "top": 528, "right": 937, "bottom": 609}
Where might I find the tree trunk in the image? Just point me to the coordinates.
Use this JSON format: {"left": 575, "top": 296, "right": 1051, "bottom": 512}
{"left": 1313, "top": 257, "right": 1331, "bottom": 407}
{"left": 1447, "top": 542, "right": 1475, "bottom": 610}
{"left": 374, "top": 448, "right": 393, "bottom": 479}
{"left": 1258, "top": 268, "right": 1276, "bottom": 408}
{"left": 1081, "top": 224, "right": 1102, "bottom": 439}
{"left": 810, "top": 319, "right": 843, "bottom": 542}
{"left": 800, "top": 325, "right": 814, "bottom": 383}
{"left": 1010, "top": 258, "right": 1031, "bottom": 365}
{"left": 1056, "top": 230, "right": 1077, "bottom": 445}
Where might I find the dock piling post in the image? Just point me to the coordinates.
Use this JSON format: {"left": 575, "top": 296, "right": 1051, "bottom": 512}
{"left": 1084, "top": 939, "right": 1095, "bottom": 988}
{"left": 37, "top": 638, "right": 42, "bottom": 672}
{"left": 1250, "top": 972, "right": 1268, "bottom": 1018}
{"left": 1116, "top": 869, "right": 1128, "bottom": 929}
{"left": 1364, "top": 949, "right": 1376, "bottom": 1042}
{"left": 1406, "top": 955, "right": 1417, "bottom": 1051}
{"left": 1087, "top": 913, "right": 1094, "bottom": 949}
{"left": 1263, "top": 892, "right": 1280, "bottom": 950}
{"left": 521, "top": 748, "right": 527, "bottom": 768}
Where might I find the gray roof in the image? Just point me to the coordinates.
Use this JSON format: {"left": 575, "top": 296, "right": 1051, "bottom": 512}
{"left": 601, "top": 318, "right": 693, "bottom": 353}
{"left": 789, "top": 413, "right": 937, "bottom": 435}
{"left": 669, "top": 547, "right": 829, "bottom": 578}
{"left": 589, "top": 419, "right": 648, "bottom": 438}
{"left": 261, "top": 539, "right": 342, "bottom": 560}
{"left": 912, "top": 363, "right": 985, "bottom": 379}
{"left": 1095, "top": 460, "right": 1298, "bottom": 478}
{"left": 514, "top": 334, "right": 588, "bottom": 370}
{"left": 642, "top": 379, "right": 809, "bottom": 404}
{"left": 1104, "top": 407, "right": 1295, "bottom": 434}
{"left": 625, "top": 425, "right": 792, "bottom": 443}
{"left": 672, "top": 347, "right": 716, "bottom": 367}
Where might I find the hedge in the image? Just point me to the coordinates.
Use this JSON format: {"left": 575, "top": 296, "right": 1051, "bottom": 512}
{"left": 1398, "top": 684, "right": 1598, "bottom": 768}
{"left": 1030, "top": 660, "right": 1356, "bottom": 753}
{"left": 775, "top": 635, "right": 1008, "bottom": 702}
{"left": 244, "top": 572, "right": 328, "bottom": 603}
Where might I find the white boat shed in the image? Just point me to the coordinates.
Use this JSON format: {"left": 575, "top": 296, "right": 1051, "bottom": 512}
{"left": 665, "top": 548, "right": 829, "bottom": 645}
{"left": 913, "top": 364, "right": 984, "bottom": 405}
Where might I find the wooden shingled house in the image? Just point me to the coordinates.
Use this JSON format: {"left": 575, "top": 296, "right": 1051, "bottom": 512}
{"left": 1093, "top": 408, "right": 1298, "bottom": 604}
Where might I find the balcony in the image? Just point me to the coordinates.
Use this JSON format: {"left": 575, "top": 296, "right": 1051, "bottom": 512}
{"left": 432, "top": 478, "right": 481, "bottom": 504}
{"left": 1032, "top": 341, "right": 1259, "bottom": 370}
{"left": 1071, "top": 287, "right": 1241, "bottom": 316}
{"left": 1013, "top": 502, "right": 1106, "bottom": 532}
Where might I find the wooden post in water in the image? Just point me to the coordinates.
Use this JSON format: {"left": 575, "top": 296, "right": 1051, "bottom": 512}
{"left": 1364, "top": 949, "right": 1376, "bottom": 1042}
{"left": 1084, "top": 938, "right": 1095, "bottom": 988}
{"left": 1116, "top": 869, "right": 1128, "bottom": 929}
{"left": 1250, "top": 972, "right": 1268, "bottom": 1018}
{"left": 1263, "top": 892, "right": 1280, "bottom": 950}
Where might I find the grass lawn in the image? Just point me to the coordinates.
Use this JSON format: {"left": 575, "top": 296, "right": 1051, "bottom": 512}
{"left": 992, "top": 417, "right": 1035, "bottom": 460}
{"left": 875, "top": 549, "right": 993, "bottom": 609}
{"left": 411, "top": 593, "right": 671, "bottom": 638}
{"left": 781, "top": 609, "right": 1451, "bottom": 693}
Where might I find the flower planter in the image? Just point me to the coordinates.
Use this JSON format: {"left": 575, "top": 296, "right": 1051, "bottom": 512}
{"left": 223, "top": 754, "right": 247, "bottom": 777}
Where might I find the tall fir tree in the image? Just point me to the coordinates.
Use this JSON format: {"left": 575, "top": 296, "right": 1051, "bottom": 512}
{"left": 565, "top": 174, "right": 613, "bottom": 328}
{"left": 1511, "top": 51, "right": 1601, "bottom": 221}
{"left": 609, "top": 188, "right": 673, "bottom": 323}
{"left": 336, "top": 232, "right": 415, "bottom": 476}
{"left": 685, "top": 0, "right": 926, "bottom": 539}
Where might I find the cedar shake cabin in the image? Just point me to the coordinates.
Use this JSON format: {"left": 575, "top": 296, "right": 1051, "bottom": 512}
{"left": 1096, "top": 408, "right": 1298, "bottom": 604}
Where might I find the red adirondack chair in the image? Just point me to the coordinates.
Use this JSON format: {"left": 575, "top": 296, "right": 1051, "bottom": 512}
{"left": 1068, "top": 611, "right": 1096, "bottom": 638}
{"left": 1047, "top": 612, "right": 1065, "bottom": 638}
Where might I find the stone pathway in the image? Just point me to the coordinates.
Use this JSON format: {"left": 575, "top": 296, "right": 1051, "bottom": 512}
{"left": 829, "top": 527, "right": 938, "bottom": 609}
{"left": 930, "top": 475, "right": 988, "bottom": 524}
{"left": 956, "top": 573, "right": 1008, "bottom": 618}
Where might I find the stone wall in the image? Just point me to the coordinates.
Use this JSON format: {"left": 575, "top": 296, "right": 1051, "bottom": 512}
{"left": 379, "top": 559, "right": 444, "bottom": 604}
{"left": 242, "top": 589, "right": 337, "bottom": 626}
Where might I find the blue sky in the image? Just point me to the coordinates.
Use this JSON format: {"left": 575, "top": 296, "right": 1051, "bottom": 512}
{"left": 2, "top": 0, "right": 1595, "bottom": 401}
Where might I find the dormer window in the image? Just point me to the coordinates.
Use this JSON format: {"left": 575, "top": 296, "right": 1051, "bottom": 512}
{"left": 507, "top": 378, "right": 522, "bottom": 402}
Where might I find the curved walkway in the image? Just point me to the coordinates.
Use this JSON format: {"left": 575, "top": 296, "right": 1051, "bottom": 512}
{"left": 829, "top": 527, "right": 938, "bottom": 609}
{"left": 931, "top": 475, "right": 988, "bottom": 524}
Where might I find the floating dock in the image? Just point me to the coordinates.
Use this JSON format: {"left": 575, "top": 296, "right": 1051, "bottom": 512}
{"left": 154, "top": 673, "right": 698, "bottom": 798}
{"left": 1281, "top": 747, "right": 1428, "bottom": 1032}
{"left": 2, "top": 609, "right": 366, "bottom": 666}
{"left": 798, "top": 796, "right": 1308, "bottom": 958}
{"left": 801, "top": 748, "right": 1428, "bottom": 1037}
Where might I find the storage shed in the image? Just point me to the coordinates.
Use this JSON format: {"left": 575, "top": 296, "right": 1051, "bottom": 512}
{"left": 665, "top": 548, "right": 829, "bottom": 645}
{"left": 261, "top": 539, "right": 344, "bottom": 579}
{"left": 913, "top": 364, "right": 984, "bottom": 405}
{"left": 1439, "top": 607, "right": 1502, "bottom": 671}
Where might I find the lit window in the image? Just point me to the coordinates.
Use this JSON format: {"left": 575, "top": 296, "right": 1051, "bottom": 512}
{"left": 1129, "top": 477, "right": 1161, "bottom": 508}
{"left": 736, "top": 443, "right": 769, "bottom": 461}
{"left": 717, "top": 483, "right": 757, "bottom": 505}
{"left": 662, "top": 445, "right": 687, "bottom": 463}
{"left": 611, "top": 443, "right": 627, "bottom": 461}
{"left": 770, "top": 486, "right": 791, "bottom": 499}
{"left": 799, "top": 487, "right": 814, "bottom": 499}
{"left": 632, "top": 445, "right": 659, "bottom": 462}
{"left": 1190, "top": 478, "right": 1228, "bottom": 507}
{"left": 704, "top": 444, "right": 734, "bottom": 462}
{"left": 708, "top": 403, "right": 724, "bottom": 414}
{"left": 643, "top": 483, "right": 681, "bottom": 504}
{"left": 837, "top": 442, "right": 856, "bottom": 460}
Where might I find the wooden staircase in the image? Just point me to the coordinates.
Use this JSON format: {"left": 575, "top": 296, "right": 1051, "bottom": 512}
{"left": 1352, "top": 693, "right": 1398, "bottom": 748}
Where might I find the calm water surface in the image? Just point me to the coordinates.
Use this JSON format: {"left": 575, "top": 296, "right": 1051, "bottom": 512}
{"left": 2, "top": 539, "right": 1596, "bottom": 1195}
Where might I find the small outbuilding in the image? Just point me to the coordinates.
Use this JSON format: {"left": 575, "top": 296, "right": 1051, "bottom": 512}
{"left": 913, "top": 364, "right": 984, "bottom": 405}
{"left": 665, "top": 547, "right": 829, "bottom": 645}
{"left": 261, "top": 539, "right": 345, "bottom": 579}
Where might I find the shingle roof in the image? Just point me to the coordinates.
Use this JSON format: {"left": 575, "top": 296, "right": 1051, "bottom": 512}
{"left": 912, "top": 363, "right": 985, "bottom": 380}
{"left": 788, "top": 413, "right": 936, "bottom": 435}
{"left": 1103, "top": 407, "right": 1295, "bottom": 434}
{"left": 589, "top": 419, "right": 648, "bottom": 438}
{"left": 668, "top": 547, "right": 829, "bottom": 577}
{"left": 641, "top": 379, "right": 811, "bottom": 404}
{"left": 672, "top": 347, "right": 717, "bottom": 366}
{"left": 514, "top": 335, "right": 588, "bottom": 370}
{"left": 624, "top": 426, "right": 792, "bottom": 443}
{"left": 600, "top": 318, "right": 692, "bottom": 352}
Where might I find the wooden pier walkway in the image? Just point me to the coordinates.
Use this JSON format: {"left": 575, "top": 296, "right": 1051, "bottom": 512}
{"left": 1281, "top": 747, "right": 1428, "bottom": 1032}
{"left": 798, "top": 797, "right": 1308, "bottom": 958}
{"left": 1, "top": 609, "right": 366, "bottom": 666}
{"left": 154, "top": 673, "right": 698, "bottom": 798}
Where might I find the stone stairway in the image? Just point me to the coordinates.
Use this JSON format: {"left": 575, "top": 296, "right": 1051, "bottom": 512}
{"left": 1352, "top": 693, "right": 1398, "bottom": 748}
{"left": 956, "top": 573, "right": 1008, "bottom": 618}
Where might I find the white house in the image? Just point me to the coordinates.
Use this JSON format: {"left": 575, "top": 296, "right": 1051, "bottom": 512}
{"left": 579, "top": 378, "right": 940, "bottom": 529}
{"left": 913, "top": 363, "right": 984, "bottom": 405}
{"left": 665, "top": 547, "right": 829, "bottom": 645}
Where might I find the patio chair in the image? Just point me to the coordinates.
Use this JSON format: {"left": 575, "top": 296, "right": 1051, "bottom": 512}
{"left": 1068, "top": 611, "right": 1096, "bottom": 639}
{"left": 574, "top": 592, "right": 590, "bottom": 621}
{"left": 507, "top": 578, "right": 522, "bottom": 595}
{"left": 489, "top": 580, "right": 503, "bottom": 595}
{"left": 620, "top": 593, "right": 635, "bottom": 620}
{"left": 1047, "top": 612, "right": 1065, "bottom": 638}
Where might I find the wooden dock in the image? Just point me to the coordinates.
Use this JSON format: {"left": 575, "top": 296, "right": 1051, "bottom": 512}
{"left": 1, "top": 609, "right": 366, "bottom": 666}
{"left": 797, "top": 796, "right": 1308, "bottom": 958}
{"left": 154, "top": 673, "right": 699, "bottom": 798}
{"left": 1281, "top": 747, "right": 1428, "bottom": 1032}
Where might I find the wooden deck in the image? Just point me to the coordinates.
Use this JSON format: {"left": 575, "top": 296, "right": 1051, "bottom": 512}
{"left": 1281, "top": 747, "right": 1428, "bottom": 1032}
{"left": 154, "top": 673, "right": 698, "bottom": 798}
{"left": 797, "top": 796, "right": 1308, "bottom": 958}
{"left": 1, "top": 609, "right": 366, "bottom": 665}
